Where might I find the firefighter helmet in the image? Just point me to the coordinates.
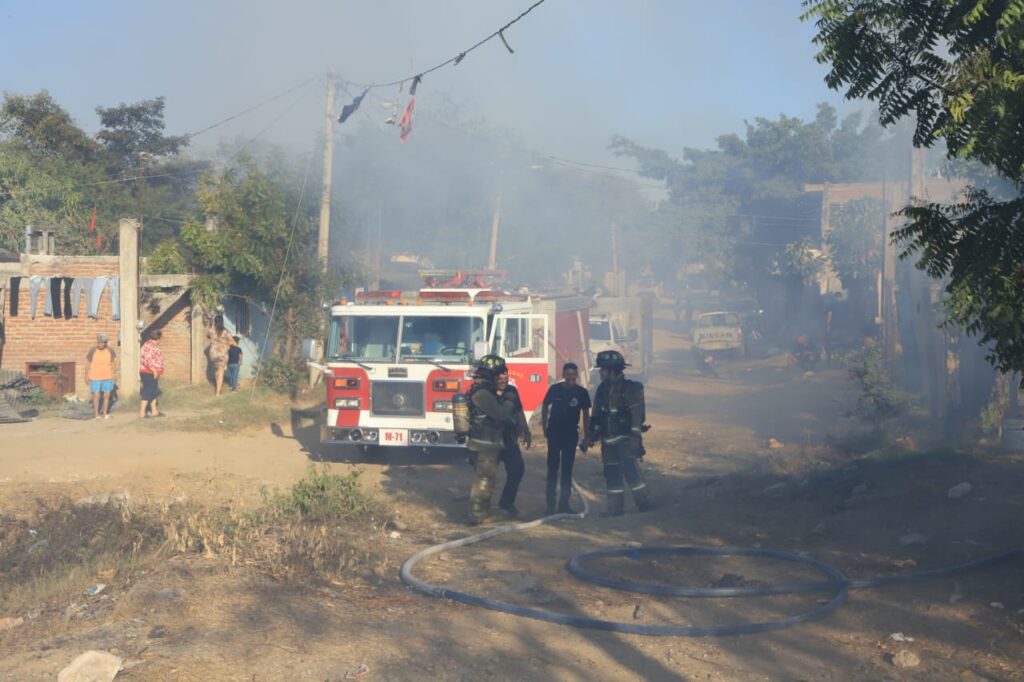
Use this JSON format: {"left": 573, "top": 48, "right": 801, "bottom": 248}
{"left": 475, "top": 354, "right": 507, "bottom": 377}
{"left": 595, "top": 349, "right": 628, "bottom": 369}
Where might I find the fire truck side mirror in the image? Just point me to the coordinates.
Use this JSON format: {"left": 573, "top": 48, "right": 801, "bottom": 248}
{"left": 473, "top": 341, "right": 489, "bottom": 361}
{"left": 301, "top": 338, "right": 321, "bottom": 361}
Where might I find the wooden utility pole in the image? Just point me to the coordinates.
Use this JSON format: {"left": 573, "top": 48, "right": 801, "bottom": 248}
{"left": 487, "top": 194, "right": 501, "bottom": 270}
{"left": 317, "top": 69, "right": 336, "bottom": 272}
{"left": 118, "top": 218, "right": 140, "bottom": 398}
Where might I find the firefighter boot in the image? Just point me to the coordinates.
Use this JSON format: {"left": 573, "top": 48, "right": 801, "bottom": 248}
{"left": 632, "top": 485, "right": 655, "bottom": 512}
{"left": 603, "top": 492, "right": 625, "bottom": 517}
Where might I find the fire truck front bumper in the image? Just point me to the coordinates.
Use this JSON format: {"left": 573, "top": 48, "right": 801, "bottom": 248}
{"left": 320, "top": 425, "right": 467, "bottom": 449}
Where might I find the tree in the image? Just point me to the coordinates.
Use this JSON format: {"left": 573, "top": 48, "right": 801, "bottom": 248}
{"left": 612, "top": 105, "right": 888, "bottom": 290}
{"left": 181, "top": 150, "right": 345, "bottom": 363}
{"left": 96, "top": 97, "right": 189, "bottom": 166}
{"left": 0, "top": 91, "right": 99, "bottom": 161}
{"left": 803, "top": 0, "right": 1024, "bottom": 374}
{"left": 827, "top": 197, "right": 884, "bottom": 289}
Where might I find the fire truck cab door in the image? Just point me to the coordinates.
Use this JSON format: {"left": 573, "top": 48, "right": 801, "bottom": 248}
{"left": 488, "top": 313, "right": 549, "bottom": 419}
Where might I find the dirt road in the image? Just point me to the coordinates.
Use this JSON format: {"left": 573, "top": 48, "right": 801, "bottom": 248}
{"left": 2, "top": 312, "right": 1022, "bottom": 680}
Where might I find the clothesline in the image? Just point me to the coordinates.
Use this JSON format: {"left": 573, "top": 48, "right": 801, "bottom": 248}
{"left": 6, "top": 275, "right": 120, "bottom": 320}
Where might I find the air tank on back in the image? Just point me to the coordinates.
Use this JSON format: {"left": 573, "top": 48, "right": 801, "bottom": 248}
{"left": 452, "top": 392, "right": 470, "bottom": 440}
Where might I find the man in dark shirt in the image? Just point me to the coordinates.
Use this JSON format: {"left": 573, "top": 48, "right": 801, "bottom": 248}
{"left": 541, "top": 363, "right": 591, "bottom": 514}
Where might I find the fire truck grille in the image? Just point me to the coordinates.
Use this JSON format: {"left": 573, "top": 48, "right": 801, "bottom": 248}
{"left": 371, "top": 381, "right": 424, "bottom": 417}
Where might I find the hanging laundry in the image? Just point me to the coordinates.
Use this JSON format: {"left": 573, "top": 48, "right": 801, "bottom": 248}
{"left": 43, "top": 277, "right": 60, "bottom": 317}
{"left": 28, "top": 275, "right": 43, "bottom": 319}
{"left": 49, "top": 277, "right": 63, "bottom": 318}
{"left": 338, "top": 88, "right": 369, "bottom": 124}
{"left": 70, "top": 278, "right": 89, "bottom": 318}
{"left": 88, "top": 276, "right": 109, "bottom": 319}
{"left": 399, "top": 76, "right": 421, "bottom": 144}
{"left": 62, "top": 277, "right": 74, "bottom": 319}
{"left": 8, "top": 277, "right": 20, "bottom": 317}
{"left": 110, "top": 276, "right": 120, "bottom": 321}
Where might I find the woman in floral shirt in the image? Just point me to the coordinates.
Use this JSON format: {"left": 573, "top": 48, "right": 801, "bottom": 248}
{"left": 208, "top": 314, "right": 235, "bottom": 398}
{"left": 139, "top": 329, "right": 165, "bottom": 418}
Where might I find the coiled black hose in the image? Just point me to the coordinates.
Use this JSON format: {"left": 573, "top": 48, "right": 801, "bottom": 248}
{"left": 399, "top": 486, "right": 1022, "bottom": 637}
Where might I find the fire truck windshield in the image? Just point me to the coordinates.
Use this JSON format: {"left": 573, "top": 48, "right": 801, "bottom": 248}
{"left": 328, "top": 314, "right": 483, "bottom": 364}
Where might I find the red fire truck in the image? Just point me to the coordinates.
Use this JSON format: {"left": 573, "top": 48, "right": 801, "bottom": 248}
{"left": 318, "top": 272, "right": 567, "bottom": 458}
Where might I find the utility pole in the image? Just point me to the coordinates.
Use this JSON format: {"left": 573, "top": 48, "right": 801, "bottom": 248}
{"left": 487, "top": 194, "right": 501, "bottom": 270}
{"left": 118, "top": 218, "right": 140, "bottom": 398}
{"left": 317, "top": 69, "right": 336, "bottom": 272}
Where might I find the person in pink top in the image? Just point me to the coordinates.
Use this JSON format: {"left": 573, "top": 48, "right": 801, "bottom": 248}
{"left": 139, "top": 329, "right": 165, "bottom": 418}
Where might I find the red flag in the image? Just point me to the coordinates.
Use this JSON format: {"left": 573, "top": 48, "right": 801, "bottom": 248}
{"left": 399, "top": 96, "right": 416, "bottom": 144}
{"left": 399, "top": 75, "right": 421, "bottom": 144}
{"left": 88, "top": 207, "right": 96, "bottom": 232}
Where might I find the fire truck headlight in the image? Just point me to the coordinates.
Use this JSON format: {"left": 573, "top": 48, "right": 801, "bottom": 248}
{"left": 334, "top": 398, "right": 361, "bottom": 409}
{"left": 364, "top": 430, "right": 378, "bottom": 441}
{"left": 426, "top": 431, "right": 440, "bottom": 444}
{"left": 433, "top": 400, "right": 453, "bottom": 412}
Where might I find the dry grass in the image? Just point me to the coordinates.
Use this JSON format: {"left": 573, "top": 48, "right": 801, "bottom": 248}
{"left": 0, "top": 467, "right": 390, "bottom": 616}
{"left": 143, "top": 381, "right": 296, "bottom": 432}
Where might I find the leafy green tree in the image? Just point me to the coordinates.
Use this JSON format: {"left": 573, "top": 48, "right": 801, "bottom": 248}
{"left": 803, "top": 0, "right": 1024, "bottom": 373}
{"left": 95, "top": 97, "right": 189, "bottom": 166}
{"left": 612, "top": 105, "right": 888, "bottom": 290}
{"left": 827, "top": 197, "right": 884, "bottom": 288}
{"left": 181, "top": 150, "right": 345, "bottom": 361}
{"left": 0, "top": 91, "right": 99, "bottom": 161}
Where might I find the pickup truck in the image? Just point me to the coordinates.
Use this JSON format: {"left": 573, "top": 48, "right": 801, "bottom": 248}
{"left": 692, "top": 311, "right": 745, "bottom": 357}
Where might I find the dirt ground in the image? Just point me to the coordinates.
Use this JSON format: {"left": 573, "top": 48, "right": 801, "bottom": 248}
{"left": 2, "top": 310, "right": 1023, "bottom": 681}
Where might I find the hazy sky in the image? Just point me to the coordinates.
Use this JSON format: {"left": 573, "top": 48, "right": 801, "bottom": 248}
{"left": 0, "top": 1, "right": 850, "bottom": 165}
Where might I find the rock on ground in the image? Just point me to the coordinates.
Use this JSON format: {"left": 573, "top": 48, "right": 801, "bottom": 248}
{"left": 57, "top": 650, "right": 122, "bottom": 682}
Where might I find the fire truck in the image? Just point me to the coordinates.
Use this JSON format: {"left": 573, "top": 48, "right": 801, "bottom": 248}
{"left": 318, "top": 271, "right": 580, "bottom": 459}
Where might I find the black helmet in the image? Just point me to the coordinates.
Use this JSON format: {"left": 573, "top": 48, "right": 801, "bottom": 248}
{"left": 595, "top": 350, "right": 628, "bottom": 369}
{"left": 475, "top": 354, "right": 507, "bottom": 377}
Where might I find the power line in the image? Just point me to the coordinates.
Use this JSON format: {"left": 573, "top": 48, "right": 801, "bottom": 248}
{"left": 346, "top": 0, "right": 550, "bottom": 89}
{"left": 179, "top": 75, "right": 320, "bottom": 144}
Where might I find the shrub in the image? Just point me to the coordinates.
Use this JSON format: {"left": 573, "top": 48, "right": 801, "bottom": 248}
{"left": 846, "top": 344, "right": 911, "bottom": 429}
{"left": 255, "top": 357, "right": 306, "bottom": 396}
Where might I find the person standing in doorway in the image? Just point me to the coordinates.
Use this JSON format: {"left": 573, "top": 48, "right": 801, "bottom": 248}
{"left": 208, "top": 315, "right": 234, "bottom": 397}
{"left": 85, "top": 333, "right": 116, "bottom": 419}
{"left": 139, "top": 329, "right": 164, "bottom": 418}
{"left": 542, "top": 363, "right": 591, "bottom": 514}
{"left": 226, "top": 336, "right": 243, "bottom": 391}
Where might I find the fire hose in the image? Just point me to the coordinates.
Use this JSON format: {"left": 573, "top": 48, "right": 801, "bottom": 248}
{"left": 399, "top": 484, "right": 1022, "bottom": 637}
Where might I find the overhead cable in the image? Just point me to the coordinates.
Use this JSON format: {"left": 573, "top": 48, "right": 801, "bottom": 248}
{"left": 346, "top": 0, "right": 549, "bottom": 89}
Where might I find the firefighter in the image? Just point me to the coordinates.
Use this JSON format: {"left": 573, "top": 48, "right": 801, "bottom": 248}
{"left": 465, "top": 354, "right": 519, "bottom": 525}
{"left": 585, "top": 350, "right": 654, "bottom": 516}
{"left": 495, "top": 367, "right": 530, "bottom": 517}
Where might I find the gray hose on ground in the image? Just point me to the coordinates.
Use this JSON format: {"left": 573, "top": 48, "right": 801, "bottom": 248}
{"left": 399, "top": 484, "right": 1022, "bottom": 637}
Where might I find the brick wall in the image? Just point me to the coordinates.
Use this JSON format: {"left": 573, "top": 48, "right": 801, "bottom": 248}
{"left": 1, "top": 256, "right": 194, "bottom": 395}
{"left": 141, "top": 290, "right": 193, "bottom": 383}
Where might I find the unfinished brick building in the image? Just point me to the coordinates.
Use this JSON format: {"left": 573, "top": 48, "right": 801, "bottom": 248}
{"left": 0, "top": 250, "right": 201, "bottom": 399}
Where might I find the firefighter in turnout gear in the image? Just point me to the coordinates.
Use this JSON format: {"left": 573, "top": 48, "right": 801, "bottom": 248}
{"left": 585, "top": 350, "right": 654, "bottom": 516}
{"left": 465, "top": 354, "right": 519, "bottom": 525}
